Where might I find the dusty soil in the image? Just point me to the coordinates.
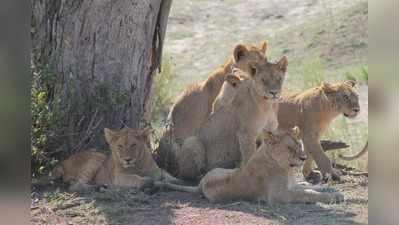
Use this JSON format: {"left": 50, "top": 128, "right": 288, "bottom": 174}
{"left": 31, "top": 170, "right": 368, "bottom": 225}
{"left": 165, "top": 0, "right": 367, "bottom": 93}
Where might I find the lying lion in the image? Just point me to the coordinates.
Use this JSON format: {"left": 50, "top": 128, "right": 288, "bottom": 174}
{"left": 278, "top": 80, "right": 360, "bottom": 182}
{"left": 156, "top": 127, "right": 344, "bottom": 204}
{"left": 157, "top": 42, "right": 269, "bottom": 173}
{"left": 49, "top": 127, "right": 181, "bottom": 191}
{"left": 175, "top": 62, "right": 287, "bottom": 180}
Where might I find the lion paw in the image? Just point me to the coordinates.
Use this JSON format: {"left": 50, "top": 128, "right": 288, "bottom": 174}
{"left": 323, "top": 169, "right": 342, "bottom": 183}
{"left": 140, "top": 177, "right": 155, "bottom": 190}
{"left": 331, "top": 192, "right": 344, "bottom": 203}
{"left": 305, "top": 170, "right": 323, "bottom": 184}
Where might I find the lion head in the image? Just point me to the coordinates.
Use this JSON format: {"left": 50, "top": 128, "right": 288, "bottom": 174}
{"left": 262, "top": 127, "right": 306, "bottom": 169}
{"left": 321, "top": 80, "right": 360, "bottom": 118}
{"left": 104, "top": 127, "right": 151, "bottom": 169}
{"left": 225, "top": 55, "right": 288, "bottom": 102}
{"left": 232, "top": 42, "right": 268, "bottom": 70}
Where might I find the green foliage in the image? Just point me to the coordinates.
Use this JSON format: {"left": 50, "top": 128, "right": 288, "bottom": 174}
{"left": 31, "top": 64, "right": 60, "bottom": 177}
{"left": 286, "top": 55, "right": 326, "bottom": 91}
{"left": 152, "top": 56, "right": 176, "bottom": 125}
{"left": 150, "top": 56, "right": 177, "bottom": 149}
{"left": 344, "top": 65, "right": 368, "bottom": 84}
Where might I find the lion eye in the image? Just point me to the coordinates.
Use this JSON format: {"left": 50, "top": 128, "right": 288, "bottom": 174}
{"left": 130, "top": 143, "right": 137, "bottom": 148}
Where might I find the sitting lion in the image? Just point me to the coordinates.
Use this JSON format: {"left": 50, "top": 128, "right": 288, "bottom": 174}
{"left": 156, "top": 41, "right": 268, "bottom": 173}
{"left": 174, "top": 62, "right": 287, "bottom": 180}
{"left": 50, "top": 127, "right": 181, "bottom": 191}
{"left": 277, "top": 80, "right": 360, "bottom": 182}
{"left": 156, "top": 127, "right": 344, "bottom": 204}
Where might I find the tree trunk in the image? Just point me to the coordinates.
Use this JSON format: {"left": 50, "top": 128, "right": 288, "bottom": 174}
{"left": 31, "top": 0, "right": 172, "bottom": 151}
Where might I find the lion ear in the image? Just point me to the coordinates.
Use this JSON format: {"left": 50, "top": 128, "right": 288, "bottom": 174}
{"left": 321, "top": 82, "right": 335, "bottom": 93}
{"left": 264, "top": 131, "right": 278, "bottom": 145}
{"left": 139, "top": 127, "right": 152, "bottom": 138}
{"left": 226, "top": 74, "right": 242, "bottom": 88}
{"left": 291, "top": 126, "right": 301, "bottom": 138}
{"left": 277, "top": 56, "right": 288, "bottom": 72}
{"left": 233, "top": 44, "right": 248, "bottom": 63}
{"left": 104, "top": 128, "right": 116, "bottom": 144}
{"left": 344, "top": 80, "right": 357, "bottom": 88}
{"left": 260, "top": 41, "right": 268, "bottom": 54}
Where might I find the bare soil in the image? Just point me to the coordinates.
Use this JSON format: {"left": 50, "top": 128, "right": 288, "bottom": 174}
{"left": 31, "top": 171, "right": 368, "bottom": 225}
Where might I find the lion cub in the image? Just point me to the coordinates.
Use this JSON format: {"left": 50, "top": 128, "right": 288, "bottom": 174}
{"left": 278, "top": 80, "right": 360, "bottom": 182}
{"left": 50, "top": 127, "right": 181, "bottom": 191}
{"left": 175, "top": 63, "right": 286, "bottom": 180}
{"left": 156, "top": 127, "right": 344, "bottom": 204}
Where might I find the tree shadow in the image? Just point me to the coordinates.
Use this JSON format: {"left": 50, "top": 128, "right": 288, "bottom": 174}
{"left": 32, "top": 183, "right": 365, "bottom": 225}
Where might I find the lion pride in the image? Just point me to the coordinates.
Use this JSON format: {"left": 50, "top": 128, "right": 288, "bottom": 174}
{"left": 172, "top": 63, "right": 287, "bottom": 180}
{"left": 155, "top": 127, "right": 344, "bottom": 204}
{"left": 156, "top": 42, "right": 269, "bottom": 172}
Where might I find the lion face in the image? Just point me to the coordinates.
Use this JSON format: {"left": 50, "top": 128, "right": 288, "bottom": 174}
{"left": 231, "top": 43, "right": 287, "bottom": 101}
{"left": 322, "top": 80, "right": 360, "bottom": 118}
{"left": 227, "top": 56, "right": 288, "bottom": 103}
{"left": 104, "top": 127, "right": 151, "bottom": 169}
{"left": 251, "top": 57, "right": 288, "bottom": 101}
{"left": 263, "top": 127, "right": 306, "bottom": 169}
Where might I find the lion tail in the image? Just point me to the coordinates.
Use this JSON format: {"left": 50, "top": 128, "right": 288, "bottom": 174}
{"left": 339, "top": 141, "right": 368, "bottom": 161}
{"left": 154, "top": 181, "right": 200, "bottom": 194}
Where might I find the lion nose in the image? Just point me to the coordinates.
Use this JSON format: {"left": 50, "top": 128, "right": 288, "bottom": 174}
{"left": 269, "top": 91, "right": 279, "bottom": 98}
{"left": 353, "top": 108, "right": 360, "bottom": 113}
{"left": 125, "top": 158, "right": 133, "bottom": 163}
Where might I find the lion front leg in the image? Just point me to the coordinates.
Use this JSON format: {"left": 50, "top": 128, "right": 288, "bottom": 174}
{"left": 237, "top": 131, "right": 257, "bottom": 163}
{"left": 176, "top": 136, "right": 206, "bottom": 180}
{"left": 274, "top": 186, "right": 344, "bottom": 204}
{"left": 302, "top": 136, "right": 340, "bottom": 182}
{"left": 113, "top": 174, "right": 154, "bottom": 190}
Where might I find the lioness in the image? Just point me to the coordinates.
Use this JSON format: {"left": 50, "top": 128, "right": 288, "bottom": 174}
{"left": 157, "top": 42, "right": 268, "bottom": 172}
{"left": 278, "top": 80, "right": 360, "bottom": 182}
{"left": 175, "top": 63, "right": 287, "bottom": 180}
{"left": 50, "top": 127, "right": 181, "bottom": 191}
{"left": 156, "top": 127, "right": 344, "bottom": 204}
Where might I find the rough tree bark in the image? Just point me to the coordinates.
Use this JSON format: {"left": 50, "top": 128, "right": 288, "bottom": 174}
{"left": 31, "top": 0, "right": 172, "bottom": 151}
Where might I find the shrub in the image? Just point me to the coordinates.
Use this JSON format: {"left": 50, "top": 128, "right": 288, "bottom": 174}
{"left": 31, "top": 64, "right": 61, "bottom": 177}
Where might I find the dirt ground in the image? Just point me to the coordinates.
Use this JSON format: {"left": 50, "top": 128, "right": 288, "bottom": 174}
{"left": 31, "top": 170, "right": 368, "bottom": 225}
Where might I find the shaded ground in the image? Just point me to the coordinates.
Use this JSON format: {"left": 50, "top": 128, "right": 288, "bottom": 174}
{"left": 31, "top": 171, "right": 368, "bottom": 225}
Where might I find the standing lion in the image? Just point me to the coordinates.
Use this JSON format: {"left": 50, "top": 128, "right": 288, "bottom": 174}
{"left": 277, "top": 80, "right": 360, "bottom": 182}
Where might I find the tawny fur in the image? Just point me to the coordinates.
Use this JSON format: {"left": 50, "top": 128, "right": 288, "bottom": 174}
{"left": 50, "top": 128, "right": 181, "bottom": 191}
{"left": 174, "top": 64, "right": 287, "bottom": 180}
{"left": 156, "top": 42, "right": 268, "bottom": 174}
{"left": 156, "top": 128, "right": 344, "bottom": 204}
{"left": 277, "top": 80, "right": 360, "bottom": 181}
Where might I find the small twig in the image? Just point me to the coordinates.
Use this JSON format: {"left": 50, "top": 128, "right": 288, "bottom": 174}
{"left": 259, "top": 208, "right": 287, "bottom": 221}
{"left": 321, "top": 140, "right": 350, "bottom": 152}
{"left": 346, "top": 172, "right": 368, "bottom": 177}
{"left": 217, "top": 202, "right": 242, "bottom": 209}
